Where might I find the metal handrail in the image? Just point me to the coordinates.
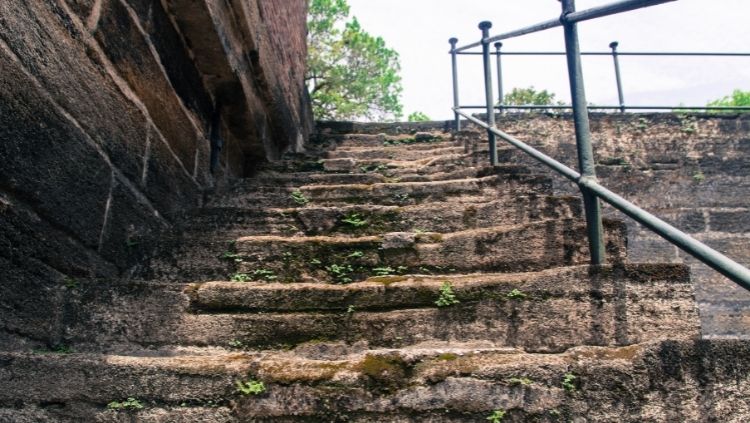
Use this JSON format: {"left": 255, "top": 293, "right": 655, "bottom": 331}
{"left": 447, "top": 0, "right": 750, "bottom": 292}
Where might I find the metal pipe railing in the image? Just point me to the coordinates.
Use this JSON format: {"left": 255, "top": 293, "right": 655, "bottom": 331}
{"left": 448, "top": 0, "right": 750, "bottom": 292}
{"left": 454, "top": 108, "right": 750, "bottom": 292}
{"left": 454, "top": 0, "right": 676, "bottom": 52}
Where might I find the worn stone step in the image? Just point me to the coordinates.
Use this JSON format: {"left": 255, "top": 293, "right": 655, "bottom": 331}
{"left": 316, "top": 131, "right": 452, "bottom": 148}
{"left": 212, "top": 174, "right": 553, "bottom": 209}
{"left": 227, "top": 218, "right": 626, "bottom": 283}
{"left": 326, "top": 145, "right": 466, "bottom": 161}
{"left": 147, "top": 217, "right": 625, "bottom": 282}
{"left": 3, "top": 339, "right": 746, "bottom": 422}
{"left": 180, "top": 195, "right": 582, "bottom": 238}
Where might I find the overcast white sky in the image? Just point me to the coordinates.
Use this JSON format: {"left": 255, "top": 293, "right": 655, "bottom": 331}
{"left": 347, "top": 0, "right": 750, "bottom": 120}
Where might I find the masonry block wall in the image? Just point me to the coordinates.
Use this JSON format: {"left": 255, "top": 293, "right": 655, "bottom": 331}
{"left": 480, "top": 113, "right": 750, "bottom": 338}
{"left": 0, "top": 0, "right": 311, "bottom": 348}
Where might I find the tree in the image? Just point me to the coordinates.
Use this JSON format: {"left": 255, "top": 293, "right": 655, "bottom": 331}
{"left": 407, "top": 111, "right": 430, "bottom": 122}
{"left": 707, "top": 89, "right": 750, "bottom": 109}
{"left": 502, "top": 86, "right": 564, "bottom": 112}
{"left": 307, "top": 0, "right": 403, "bottom": 121}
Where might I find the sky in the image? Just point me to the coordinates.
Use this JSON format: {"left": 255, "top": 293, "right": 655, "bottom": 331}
{"left": 346, "top": 0, "right": 750, "bottom": 120}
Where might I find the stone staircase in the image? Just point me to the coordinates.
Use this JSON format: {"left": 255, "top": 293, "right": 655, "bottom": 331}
{"left": 4, "top": 125, "right": 749, "bottom": 422}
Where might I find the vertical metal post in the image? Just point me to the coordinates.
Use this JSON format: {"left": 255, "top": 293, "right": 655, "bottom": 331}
{"left": 449, "top": 38, "right": 461, "bottom": 131}
{"left": 494, "top": 42, "right": 504, "bottom": 114}
{"left": 609, "top": 41, "right": 626, "bottom": 113}
{"left": 561, "top": 0, "right": 606, "bottom": 265}
{"left": 480, "top": 21, "right": 498, "bottom": 166}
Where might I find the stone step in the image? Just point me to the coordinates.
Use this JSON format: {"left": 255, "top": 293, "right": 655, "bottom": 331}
{"left": 326, "top": 145, "right": 467, "bottom": 161}
{"left": 211, "top": 174, "right": 553, "bottom": 209}
{"left": 4, "top": 338, "right": 745, "bottom": 422}
{"left": 145, "top": 218, "right": 626, "bottom": 283}
{"left": 180, "top": 195, "right": 582, "bottom": 238}
{"left": 316, "top": 131, "right": 452, "bottom": 148}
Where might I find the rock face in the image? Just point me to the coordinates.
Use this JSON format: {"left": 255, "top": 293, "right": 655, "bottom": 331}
{"left": 0, "top": 0, "right": 312, "bottom": 348}
{"left": 1, "top": 122, "right": 748, "bottom": 421}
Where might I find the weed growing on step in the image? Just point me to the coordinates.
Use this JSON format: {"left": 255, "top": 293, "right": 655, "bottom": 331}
{"left": 360, "top": 164, "right": 388, "bottom": 173}
{"left": 219, "top": 251, "right": 243, "bottom": 263}
{"left": 371, "top": 266, "right": 407, "bottom": 277}
{"left": 236, "top": 380, "right": 266, "bottom": 396}
{"left": 250, "top": 269, "right": 278, "bottom": 281}
{"left": 33, "top": 344, "right": 73, "bottom": 354}
{"left": 506, "top": 289, "right": 527, "bottom": 300}
{"left": 107, "top": 398, "right": 144, "bottom": 411}
{"left": 347, "top": 250, "right": 364, "bottom": 259}
{"left": 341, "top": 212, "right": 368, "bottom": 228}
{"left": 562, "top": 373, "right": 577, "bottom": 392}
{"left": 63, "top": 276, "right": 78, "bottom": 289}
{"left": 508, "top": 377, "right": 533, "bottom": 386}
{"left": 486, "top": 409, "right": 506, "bottom": 422}
{"left": 310, "top": 258, "right": 323, "bottom": 266}
{"left": 347, "top": 305, "right": 356, "bottom": 314}
{"left": 230, "top": 273, "right": 251, "bottom": 282}
{"left": 435, "top": 281, "right": 460, "bottom": 307}
{"left": 693, "top": 171, "right": 706, "bottom": 183}
{"left": 392, "top": 193, "right": 410, "bottom": 203}
{"left": 291, "top": 190, "right": 309, "bottom": 206}
{"left": 326, "top": 263, "right": 354, "bottom": 283}
{"left": 228, "top": 339, "right": 245, "bottom": 349}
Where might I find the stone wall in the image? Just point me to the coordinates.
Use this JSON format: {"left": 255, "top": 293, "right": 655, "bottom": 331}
{"left": 0, "top": 0, "right": 311, "bottom": 348}
{"left": 479, "top": 113, "right": 750, "bottom": 339}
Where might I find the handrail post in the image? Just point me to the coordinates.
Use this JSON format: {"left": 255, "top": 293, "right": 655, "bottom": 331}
{"left": 494, "top": 42, "right": 504, "bottom": 114}
{"left": 449, "top": 37, "right": 461, "bottom": 131}
{"left": 480, "top": 21, "right": 498, "bottom": 166}
{"left": 561, "top": 0, "right": 606, "bottom": 265}
{"left": 609, "top": 41, "right": 626, "bottom": 113}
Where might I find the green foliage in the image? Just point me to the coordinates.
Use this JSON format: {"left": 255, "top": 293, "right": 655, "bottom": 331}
{"left": 347, "top": 250, "right": 364, "bottom": 259}
{"left": 230, "top": 273, "right": 251, "bottom": 282}
{"left": 347, "top": 305, "right": 356, "bottom": 313}
{"left": 371, "top": 266, "right": 407, "bottom": 277}
{"left": 228, "top": 339, "right": 245, "bottom": 348}
{"left": 503, "top": 86, "right": 564, "bottom": 112}
{"left": 562, "top": 372, "right": 577, "bottom": 392}
{"left": 307, "top": 0, "right": 403, "bottom": 121}
{"left": 230, "top": 270, "right": 276, "bottom": 282}
{"left": 407, "top": 111, "right": 431, "bottom": 122}
{"left": 291, "top": 190, "right": 309, "bottom": 206}
{"left": 435, "top": 281, "right": 460, "bottom": 307}
{"left": 506, "top": 288, "right": 527, "bottom": 300}
{"left": 486, "top": 409, "right": 506, "bottom": 422}
{"left": 360, "top": 163, "right": 388, "bottom": 173}
{"left": 341, "top": 212, "right": 368, "bottom": 228}
{"left": 508, "top": 377, "right": 533, "bottom": 386}
{"left": 693, "top": 170, "right": 706, "bottom": 183}
{"left": 236, "top": 380, "right": 266, "bottom": 396}
{"left": 326, "top": 263, "right": 354, "bottom": 283}
{"left": 63, "top": 276, "right": 78, "bottom": 289}
{"left": 220, "top": 251, "right": 243, "bottom": 263}
{"left": 107, "top": 398, "right": 144, "bottom": 411}
{"left": 707, "top": 89, "right": 750, "bottom": 110}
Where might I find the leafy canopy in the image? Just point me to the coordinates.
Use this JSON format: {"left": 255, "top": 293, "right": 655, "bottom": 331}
{"left": 307, "top": 0, "right": 403, "bottom": 121}
{"left": 407, "top": 111, "right": 431, "bottom": 122}
{"left": 707, "top": 89, "right": 750, "bottom": 108}
{"left": 502, "top": 86, "right": 563, "bottom": 112}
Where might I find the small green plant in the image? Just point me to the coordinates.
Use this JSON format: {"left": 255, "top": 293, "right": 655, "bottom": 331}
{"left": 506, "top": 289, "right": 527, "bottom": 300}
{"left": 360, "top": 163, "right": 388, "bottom": 173}
{"left": 228, "top": 339, "right": 245, "bottom": 348}
{"left": 291, "top": 189, "right": 309, "bottom": 206}
{"left": 392, "top": 193, "right": 410, "bottom": 203}
{"left": 562, "top": 372, "right": 577, "bottom": 392}
{"left": 486, "top": 409, "right": 506, "bottom": 422}
{"left": 407, "top": 111, "right": 431, "bottom": 122}
{"left": 347, "top": 305, "right": 356, "bottom": 314}
{"left": 347, "top": 250, "right": 364, "bottom": 259}
{"left": 230, "top": 273, "right": 251, "bottom": 282}
{"left": 508, "top": 377, "right": 533, "bottom": 386}
{"left": 63, "top": 276, "right": 78, "bottom": 289}
{"left": 341, "top": 212, "right": 368, "bottom": 228}
{"left": 220, "top": 251, "right": 243, "bottom": 263}
{"left": 251, "top": 269, "right": 278, "bottom": 281}
{"left": 372, "top": 266, "right": 395, "bottom": 276}
{"left": 125, "top": 238, "right": 139, "bottom": 249}
{"left": 310, "top": 258, "right": 322, "bottom": 266}
{"left": 636, "top": 117, "right": 649, "bottom": 131}
{"left": 435, "top": 281, "right": 460, "bottom": 307}
{"left": 236, "top": 380, "right": 266, "bottom": 396}
{"left": 326, "top": 263, "right": 354, "bottom": 283}
{"left": 107, "top": 397, "right": 144, "bottom": 411}
{"left": 693, "top": 171, "right": 706, "bottom": 183}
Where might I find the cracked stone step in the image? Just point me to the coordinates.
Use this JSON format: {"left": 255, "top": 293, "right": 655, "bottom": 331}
{"left": 180, "top": 195, "right": 582, "bottom": 238}
{"left": 212, "top": 174, "right": 554, "bottom": 208}
{"left": 4, "top": 339, "right": 743, "bottom": 422}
